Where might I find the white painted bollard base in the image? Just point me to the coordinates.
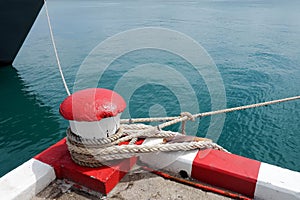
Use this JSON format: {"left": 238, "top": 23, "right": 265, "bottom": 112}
{"left": 0, "top": 158, "right": 55, "bottom": 200}
{"left": 69, "top": 113, "right": 121, "bottom": 139}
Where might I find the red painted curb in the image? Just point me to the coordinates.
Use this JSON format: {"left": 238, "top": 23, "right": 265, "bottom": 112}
{"left": 191, "top": 149, "right": 261, "bottom": 198}
{"left": 34, "top": 138, "right": 136, "bottom": 194}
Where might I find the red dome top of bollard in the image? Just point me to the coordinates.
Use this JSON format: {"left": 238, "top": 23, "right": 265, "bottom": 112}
{"left": 59, "top": 88, "right": 126, "bottom": 121}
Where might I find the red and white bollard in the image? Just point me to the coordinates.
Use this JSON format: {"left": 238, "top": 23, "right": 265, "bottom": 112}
{"left": 59, "top": 88, "right": 126, "bottom": 139}
{"left": 0, "top": 88, "right": 133, "bottom": 199}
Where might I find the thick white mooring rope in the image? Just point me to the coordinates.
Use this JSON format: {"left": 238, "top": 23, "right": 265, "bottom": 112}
{"left": 66, "top": 124, "right": 227, "bottom": 167}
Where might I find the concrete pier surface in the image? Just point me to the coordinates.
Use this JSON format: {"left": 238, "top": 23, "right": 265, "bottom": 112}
{"left": 32, "top": 168, "right": 232, "bottom": 200}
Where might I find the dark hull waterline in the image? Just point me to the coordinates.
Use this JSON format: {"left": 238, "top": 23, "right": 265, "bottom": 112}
{"left": 0, "top": 0, "right": 43, "bottom": 66}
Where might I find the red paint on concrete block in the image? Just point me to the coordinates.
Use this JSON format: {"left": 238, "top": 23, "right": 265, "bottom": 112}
{"left": 34, "top": 138, "right": 136, "bottom": 194}
{"left": 191, "top": 149, "right": 261, "bottom": 198}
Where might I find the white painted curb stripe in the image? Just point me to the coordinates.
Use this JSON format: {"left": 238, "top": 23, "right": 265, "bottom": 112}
{"left": 255, "top": 162, "right": 300, "bottom": 200}
{"left": 0, "top": 158, "right": 55, "bottom": 200}
{"left": 139, "top": 138, "right": 197, "bottom": 176}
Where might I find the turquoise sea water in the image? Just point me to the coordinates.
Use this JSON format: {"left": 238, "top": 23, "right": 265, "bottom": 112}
{"left": 1, "top": 0, "right": 300, "bottom": 176}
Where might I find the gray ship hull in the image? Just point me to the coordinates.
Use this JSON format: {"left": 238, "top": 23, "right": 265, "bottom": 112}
{"left": 0, "top": 0, "right": 43, "bottom": 66}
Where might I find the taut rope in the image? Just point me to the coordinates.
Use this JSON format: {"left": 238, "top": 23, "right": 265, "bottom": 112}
{"left": 121, "top": 95, "right": 300, "bottom": 128}
{"left": 44, "top": 0, "right": 71, "bottom": 96}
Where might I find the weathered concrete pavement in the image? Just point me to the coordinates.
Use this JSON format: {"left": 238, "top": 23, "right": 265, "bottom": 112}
{"left": 32, "top": 169, "right": 231, "bottom": 200}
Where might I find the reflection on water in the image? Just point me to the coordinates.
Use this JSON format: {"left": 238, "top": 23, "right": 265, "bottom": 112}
{"left": 0, "top": 66, "right": 62, "bottom": 177}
